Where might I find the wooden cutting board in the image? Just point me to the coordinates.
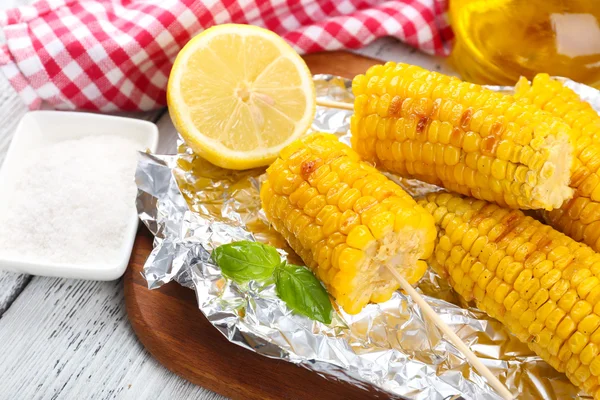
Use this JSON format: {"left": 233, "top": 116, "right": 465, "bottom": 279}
{"left": 124, "top": 52, "right": 401, "bottom": 400}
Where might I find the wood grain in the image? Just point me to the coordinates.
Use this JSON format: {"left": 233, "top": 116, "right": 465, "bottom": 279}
{"left": 123, "top": 51, "right": 413, "bottom": 400}
{"left": 0, "top": 100, "right": 166, "bottom": 317}
{"left": 356, "top": 37, "right": 457, "bottom": 77}
{"left": 0, "top": 263, "right": 221, "bottom": 399}
{"left": 125, "top": 229, "right": 398, "bottom": 400}
{"left": 0, "top": 29, "right": 448, "bottom": 398}
{"left": 0, "top": 71, "right": 34, "bottom": 317}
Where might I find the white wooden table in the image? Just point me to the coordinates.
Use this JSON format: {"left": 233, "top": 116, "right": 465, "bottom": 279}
{"left": 0, "top": 1, "right": 452, "bottom": 397}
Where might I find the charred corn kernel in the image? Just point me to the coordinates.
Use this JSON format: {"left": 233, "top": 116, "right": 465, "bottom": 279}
{"left": 353, "top": 63, "right": 574, "bottom": 211}
{"left": 516, "top": 74, "right": 600, "bottom": 251}
{"left": 262, "top": 133, "right": 436, "bottom": 315}
{"left": 419, "top": 191, "right": 600, "bottom": 397}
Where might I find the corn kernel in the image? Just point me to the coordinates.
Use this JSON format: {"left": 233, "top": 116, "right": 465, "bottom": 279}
{"left": 547, "top": 308, "right": 567, "bottom": 332}
{"left": 352, "top": 63, "right": 574, "bottom": 211}
{"left": 571, "top": 301, "right": 593, "bottom": 323}
{"left": 529, "top": 289, "right": 549, "bottom": 311}
{"left": 567, "top": 356, "right": 581, "bottom": 374}
{"left": 557, "top": 316, "right": 577, "bottom": 339}
{"left": 346, "top": 225, "right": 375, "bottom": 250}
{"left": 569, "top": 331, "right": 590, "bottom": 354}
{"left": 590, "top": 357, "right": 600, "bottom": 376}
{"left": 338, "top": 248, "right": 364, "bottom": 273}
{"left": 263, "top": 133, "right": 436, "bottom": 315}
{"left": 581, "top": 343, "right": 600, "bottom": 365}
{"left": 558, "top": 290, "right": 579, "bottom": 313}
{"left": 367, "top": 211, "right": 395, "bottom": 239}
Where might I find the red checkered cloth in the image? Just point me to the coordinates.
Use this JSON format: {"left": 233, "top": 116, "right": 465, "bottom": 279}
{"left": 0, "top": 0, "right": 452, "bottom": 112}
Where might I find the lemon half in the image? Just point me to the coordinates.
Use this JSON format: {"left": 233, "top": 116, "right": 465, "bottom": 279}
{"left": 167, "top": 24, "right": 316, "bottom": 170}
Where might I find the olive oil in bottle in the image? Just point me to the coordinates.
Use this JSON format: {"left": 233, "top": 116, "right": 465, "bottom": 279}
{"left": 449, "top": 0, "right": 600, "bottom": 86}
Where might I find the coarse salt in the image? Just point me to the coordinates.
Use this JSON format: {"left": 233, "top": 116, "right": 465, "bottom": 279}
{"left": 0, "top": 135, "right": 140, "bottom": 265}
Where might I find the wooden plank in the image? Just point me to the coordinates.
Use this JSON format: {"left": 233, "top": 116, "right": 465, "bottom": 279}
{"left": 0, "top": 0, "right": 168, "bottom": 313}
{"left": 0, "top": 76, "right": 34, "bottom": 317}
{"left": 0, "top": 1, "right": 206, "bottom": 394}
{"left": 151, "top": 38, "right": 450, "bottom": 153}
{"left": 0, "top": 272, "right": 224, "bottom": 399}
{"left": 0, "top": 0, "right": 167, "bottom": 314}
{"left": 0, "top": 84, "right": 165, "bottom": 317}
{"left": 0, "top": 33, "right": 448, "bottom": 400}
{"left": 354, "top": 37, "right": 455, "bottom": 76}
{"left": 0, "top": 0, "right": 51, "bottom": 317}
{"left": 0, "top": 272, "right": 30, "bottom": 316}
{"left": 0, "top": 0, "right": 32, "bottom": 9}
{"left": 125, "top": 231, "right": 398, "bottom": 400}
{"left": 0, "top": 101, "right": 217, "bottom": 398}
{"left": 127, "top": 49, "right": 447, "bottom": 400}
{"left": 156, "top": 110, "right": 178, "bottom": 154}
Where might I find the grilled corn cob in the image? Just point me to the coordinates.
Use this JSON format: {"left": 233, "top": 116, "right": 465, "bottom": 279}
{"left": 350, "top": 62, "right": 574, "bottom": 211}
{"left": 260, "top": 133, "right": 436, "bottom": 314}
{"left": 515, "top": 74, "right": 600, "bottom": 251}
{"left": 420, "top": 191, "right": 600, "bottom": 398}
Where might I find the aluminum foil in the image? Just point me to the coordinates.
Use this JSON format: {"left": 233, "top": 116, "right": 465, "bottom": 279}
{"left": 136, "top": 75, "right": 596, "bottom": 400}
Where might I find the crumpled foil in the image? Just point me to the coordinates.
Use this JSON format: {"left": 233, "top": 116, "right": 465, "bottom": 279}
{"left": 136, "top": 75, "right": 598, "bottom": 400}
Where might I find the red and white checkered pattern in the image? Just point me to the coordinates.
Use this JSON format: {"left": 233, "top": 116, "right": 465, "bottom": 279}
{"left": 0, "top": 0, "right": 451, "bottom": 112}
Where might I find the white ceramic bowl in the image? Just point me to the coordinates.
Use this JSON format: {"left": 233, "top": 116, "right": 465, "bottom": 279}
{"left": 0, "top": 111, "right": 158, "bottom": 280}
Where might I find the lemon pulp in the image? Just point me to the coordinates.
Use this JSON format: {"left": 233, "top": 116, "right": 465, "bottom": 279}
{"left": 167, "top": 24, "right": 316, "bottom": 170}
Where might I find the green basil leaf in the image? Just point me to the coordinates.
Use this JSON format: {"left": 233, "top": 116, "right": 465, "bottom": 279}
{"left": 212, "top": 241, "right": 281, "bottom": 283}
{"left": 275, "top": 263, "right": 333, "bottom": 324}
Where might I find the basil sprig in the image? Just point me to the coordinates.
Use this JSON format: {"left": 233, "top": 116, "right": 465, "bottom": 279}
{"left": 212, "top": 241, "right": 280, "bottom": 283}
{"left": 212, "top": 241, "right": 333, "bottom": 324}
{"left": 274, "top": 263, "right": 333, "bottom": 324}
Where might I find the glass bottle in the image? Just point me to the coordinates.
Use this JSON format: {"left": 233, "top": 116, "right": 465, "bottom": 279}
{"left": 449, "top": 0, "right": 600, "bottom": 87}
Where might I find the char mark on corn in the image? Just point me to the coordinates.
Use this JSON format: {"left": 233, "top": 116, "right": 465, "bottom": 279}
{"left": 260, "top": 133, "right": 437, "bottom": 314}
{"left": 350, "top": 62, "right": 574, "bottom": 211}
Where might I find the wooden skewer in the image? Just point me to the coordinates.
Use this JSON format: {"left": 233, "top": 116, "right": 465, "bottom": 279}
{"left": 386, "top": 265, "right": 514, "bottom": 400}
{"left": 316, "top": 98, "right": 354, "bottom": 111}
{"left": 318, "top": 92, "right": 511, "bottom": 399}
